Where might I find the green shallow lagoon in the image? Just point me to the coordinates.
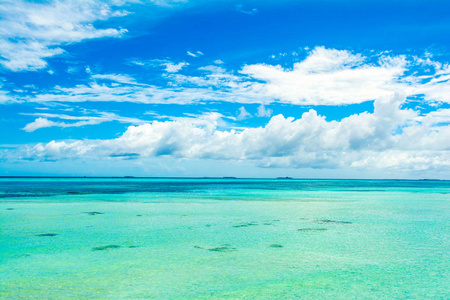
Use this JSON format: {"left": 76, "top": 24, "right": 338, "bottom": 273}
{"left": 1, "top": 178, "right": 449, "bottom": 299}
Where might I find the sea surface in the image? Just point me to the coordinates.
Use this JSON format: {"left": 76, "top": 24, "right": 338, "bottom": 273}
{"left": 1, "top": 178, "right": 449, "bottom": 299}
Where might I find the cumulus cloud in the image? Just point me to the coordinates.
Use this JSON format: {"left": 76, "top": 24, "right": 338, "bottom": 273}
{"left": 256, "top": 105, "right": 272, "bottom": 117}
{"left": 0, "top": 0, "right": 128, "bottom": 71}
{"left": 10, "top": 94, "right": 450, "bottom": 173}
{"left": 241, "top": 47, "right": 408, "bottom": 105}
{"left": 236, "top": 106, "right": 252, "bottom": 120}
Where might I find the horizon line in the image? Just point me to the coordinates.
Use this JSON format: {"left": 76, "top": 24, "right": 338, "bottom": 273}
{"left": 0, "top": 176, "right": 446, "bottom": 181}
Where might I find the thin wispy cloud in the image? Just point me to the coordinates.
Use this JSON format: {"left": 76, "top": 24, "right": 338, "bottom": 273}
{"left": 187, "top": 51, "right": 204, "bottom": 58}
{"left": 21, "top": 111, "right": 147, "bottom": 132}
{"left": 236, "top": 4, "right": 258, "bottom": 15}
{"left": 128, "top": 58, "right": 189, "bottom": 73}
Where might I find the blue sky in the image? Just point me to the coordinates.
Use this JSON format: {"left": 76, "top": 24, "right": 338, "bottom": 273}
{"left": 1, "top": 0, "right": 450, "bottom": 178}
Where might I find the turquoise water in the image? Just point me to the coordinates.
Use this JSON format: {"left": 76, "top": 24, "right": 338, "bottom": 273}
{"left": 1, "top": 178, "right": 449, "bottom": 299}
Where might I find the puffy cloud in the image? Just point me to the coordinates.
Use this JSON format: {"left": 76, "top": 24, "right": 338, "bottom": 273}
{"left": 21, "top": 140, "right": 94, "bottom": 161}
{"left": 241, "top": 47, "right": 407, "bottom": 105}
{"left": 0, "top": 0, "right": 128, "bottom": 71}
{"left": 236, "top": 107, "right": 252, "bottom": 120}
{"left": 11, "top": 94, "right": 450, "bottom": 173}
{"left": 256, "top": 105, "right": 272, "bottom": 118}
{"left": 22, "top": 117, "right": 60, "bottom": 132}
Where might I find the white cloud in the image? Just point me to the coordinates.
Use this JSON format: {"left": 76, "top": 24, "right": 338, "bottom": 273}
{"left": 236, "top": 106, "right": 251, "bottom": 120}
{"left": 66, "top": 66, "right": 80, "bottom": 74}
{"left": 236, "top": 4, "right": 258, "bottom": 15}
{"left": 0, "top": 89, "right": 14, "bottom": 104}
{"left": 256, "top": 105, "right": 272, "bottom": 118}
{"left": 129, "top": 59, "right": 188, "bottom": 73}
{"left": 24, "top": 70, "right": 261, "bottom": 105}
{"left": 164, "top": 62, "right": 189, "bottom": 73}
{"left": 0, "top": 0, "right": 128, "bottom": 71}
{"left": 23, "top": 117, "right": 60, "bottom": 132}
{"left": 187, "top": 51, "right": 204, "bottom": 58}
{"left": 241, "top": 47, "right": 408, "bottom": 105}
{"left": 0, "top": 79, "right": 21, "bottom": 104}
{"left": 21, "top": 111, "right": 147, "bottom": 132}
{"left": 350, "top": 150, "right": 450, "bottom": 172}
{"left": 11, "top": 94, "right": 450, "bottom": 174}
{"left": 146, "top": 0, "right": 188, "bottom": 7}
{"left": 92, "top": 73, "right": 139, "bottom": 85}
{"left": 198, "top": 65, "right": 226, "bottom": 73}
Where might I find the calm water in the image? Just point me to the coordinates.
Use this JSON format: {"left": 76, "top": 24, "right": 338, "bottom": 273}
{"left": 1, "top": 178, "right": 449, "bottom": 299}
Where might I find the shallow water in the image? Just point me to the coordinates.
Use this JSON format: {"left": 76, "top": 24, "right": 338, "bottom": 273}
{"left": 1, "top": 178, "right": 449, "bottom": 299}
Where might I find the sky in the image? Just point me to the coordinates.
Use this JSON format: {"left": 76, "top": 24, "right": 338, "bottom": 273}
{"left": 1, "top": 0, "right": 450, "bottom": 179}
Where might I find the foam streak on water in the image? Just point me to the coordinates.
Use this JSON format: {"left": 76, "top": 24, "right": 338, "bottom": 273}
{"left": 0, "top": 178, "right": 449, "bottom": 299}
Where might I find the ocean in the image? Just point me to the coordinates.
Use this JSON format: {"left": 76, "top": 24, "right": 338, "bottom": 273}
{"left": 1, "top": 178, "right": 448, "bottom": 299}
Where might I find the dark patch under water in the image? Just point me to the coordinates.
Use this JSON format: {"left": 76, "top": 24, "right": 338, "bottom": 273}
{"left": 298, "top": 228, "right": 328, "bottom": 231}
{"left": 194, "top": 245, "right": 237, "bottom": 252}
{"left": 233, "top": 222, "right": 258, "bottom": 228}
{"left": 269, "top": 244, "right": 283, "bottom": 248}
{"left": 83, "top": 211, "right": 104, "bottom": 216}
{"left": 208, "top": 246, "right": 237, "bottom": 252}
{"left": 92, "top": 245, "right": 121, "bottom": 251}
{"left": 313, "top": 219, "right": 353, "bottom": 224}
{"left": 36, "top": 233, "right": 58, "bottom": 237}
